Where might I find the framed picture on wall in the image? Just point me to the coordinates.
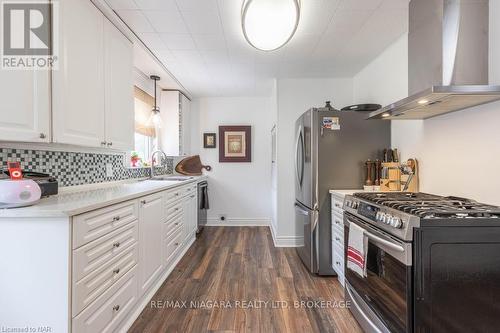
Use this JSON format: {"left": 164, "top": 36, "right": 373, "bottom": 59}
{"left": 203, "top": 133, "right": 217, "bottom": 148}
{"left": 219, "top": 126, "right": 252, "bottom": 162}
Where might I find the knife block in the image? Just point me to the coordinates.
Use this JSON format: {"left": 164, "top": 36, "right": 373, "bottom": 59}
{"left": 380, "top": 162, "right": 401, "bottom": 192}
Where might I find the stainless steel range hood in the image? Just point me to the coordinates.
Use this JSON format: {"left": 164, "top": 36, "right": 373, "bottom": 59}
{"left": 369, "top": 0, "right": 500, "bottom": 120}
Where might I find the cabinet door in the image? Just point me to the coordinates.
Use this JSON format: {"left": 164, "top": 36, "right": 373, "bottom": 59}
{"left": 0, "top": 70, "right": 50, "bottom": 142}
{"left": 190, "top": 193, "right": 198, "bottom": 235}
{"left": 104, "top": 19, "right": 134, "bottom": 151}
{"left": 138, "top": 193, "right": 163, "bottom": 296}
{"left": 52, "top": 0, "right": 105, "bottom": 147}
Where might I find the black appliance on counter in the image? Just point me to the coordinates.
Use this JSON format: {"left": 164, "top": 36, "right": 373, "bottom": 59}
{"left": 343, "top": 192, "right": 500, "bottom": 333}
{"left": 2, "top": 170, "right": 58, "bottom": 197}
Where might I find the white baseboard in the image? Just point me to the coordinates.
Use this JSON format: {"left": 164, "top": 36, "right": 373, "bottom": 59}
{"left": 205, "top": 217, "right": 270, "bottom": 226}
{"left": 118, "top": 234, "right": 196, "bottom": 333}
{"left": 269, "top": 222, "right": 304, "bottom": 247}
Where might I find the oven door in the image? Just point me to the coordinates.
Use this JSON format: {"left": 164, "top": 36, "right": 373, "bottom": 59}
{"left": 344, "top": 213, "right": 413, "bottom": 333}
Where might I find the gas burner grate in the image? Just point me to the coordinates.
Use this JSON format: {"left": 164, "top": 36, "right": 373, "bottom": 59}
{"left": 353, "top": 192, "right": 500, "bottom": 219}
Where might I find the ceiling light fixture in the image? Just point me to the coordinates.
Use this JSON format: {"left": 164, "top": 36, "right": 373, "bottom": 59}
{"left": 241, "top": 0, "right": 301, "bottom": 51}
{"left": 149, "top": 75, "right": 162, "bottom": 129}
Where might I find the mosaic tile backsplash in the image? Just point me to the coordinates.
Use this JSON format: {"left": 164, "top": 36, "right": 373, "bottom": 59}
{"left": 0, "top": 148, "right": 174, "bottom": 187}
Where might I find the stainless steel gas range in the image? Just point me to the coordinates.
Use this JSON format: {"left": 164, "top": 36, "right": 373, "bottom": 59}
{"left": 342, "top": 192, "right": 500, "bottom": 333}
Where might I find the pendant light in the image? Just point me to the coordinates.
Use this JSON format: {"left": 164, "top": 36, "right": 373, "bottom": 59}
{"left": 149, "top": 75, "right": 162, "bottom": 128}
{"left": 241, "top": 0, "right": 300, "bottom": 51}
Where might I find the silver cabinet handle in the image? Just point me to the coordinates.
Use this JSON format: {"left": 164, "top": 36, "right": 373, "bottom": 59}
{"left": 335, "top": 237, "right": 341, "bottom": 241}
{"left": 190, "top": 195, "right": 195, "bottom": 198}
{"left": 175, "top": 193, "right": 179, "bottom": 196}
{"left": 175, "top": 242, "right": 179, "bottom": 246}
{"left": 113, "top": 216, "right": 120, "bottom": 221}
{"left": 112, "top": 242, "right": 120, "bottom": 248}
{"left": 175, "top": 222, "right": 179, "bottom": 226}
{"left": 141, "top": 200, "right": 147, "bottom": 204}
{"left": 107, "top": 142, "right": 113, "bottom": 147}
{"left": 113, "top": 305, "right": 120, "bottom": 312}
{"left": 101, "top": 141, "right": 107, "bottom": 146}
{"left": 39, "top": 133, "right": 46, "bottom": 139}
{"left": 175, "top": 207, "right": 179, "bottom": 211}
{"left": 113, "top": 268, "right": 120, "bottom": 274}
{"left": 336, "top": 261, "right": 341, "bottom": 265}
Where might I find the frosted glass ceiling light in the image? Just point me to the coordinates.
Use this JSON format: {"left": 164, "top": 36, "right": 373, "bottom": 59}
{"left": 242, "top": 0, "right": 300, "bottom": 51}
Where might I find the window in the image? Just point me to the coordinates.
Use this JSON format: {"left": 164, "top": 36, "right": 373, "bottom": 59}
{"left": 132, "top": 87, "right": 156, "bottom": 167}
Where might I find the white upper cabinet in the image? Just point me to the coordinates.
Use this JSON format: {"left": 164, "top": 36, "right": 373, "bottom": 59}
{"left": 0, "top": 70, "right": 50, "bottom": 143}
{"left": 104, "top": 18, "right": 134, "bottom": 151}
{"left": 52, "top": 0, "right": 134, "bottom": 150}
{"left": 52, "top": 0, "right": 106, "bottom": 148}
{"left": 159, "top": 91, "right": 191, "bottom": 156}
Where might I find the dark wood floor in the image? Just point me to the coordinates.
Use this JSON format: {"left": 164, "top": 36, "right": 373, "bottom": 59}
{"left": 128, "top": 227, "right": 362, "bottom": 333}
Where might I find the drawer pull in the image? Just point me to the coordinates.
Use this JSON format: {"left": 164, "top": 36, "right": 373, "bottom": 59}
{"left": 175, "top": 242, "right": 179, "bottom": 246}
{"left": 336, "top": 261, "right": 341, "bottom": 265}
{"left": 113, "top": 216, "right": 121, "bottom": 221}
{"left": 190, "top": 195, "right": 195, "bottom": 198}
{"left": 113, "top": 305, "right": 120, "bottom": 312}
{"left": 140, "top": 200, "right": 147, "bottom": 204}
{"left": 112, "top": 242, "right": 121, "bottom": 248}
{"left": 335, "top": 237, "right": 341, "bottom": 241}
{"left": 175, "top": 193, "right": 179, "bottom": 196}
{"left": 175, "top": 208, "right": 179, "bottom": 211}
{"left": 113, "top": 268, "right": 120, "bottom": 274}
{"left": 335, "top": 221, "right": 340, "bottom": 225}
{"left": 175, "top": 222, "right": 179, "bottom": 226}
{"left": 187, "top": 188, "right": 191, "bottom": 191}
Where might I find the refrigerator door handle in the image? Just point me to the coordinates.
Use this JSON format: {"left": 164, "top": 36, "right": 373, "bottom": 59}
{"left": 295, "top": 127, "right": 304, "bottom": 187}
{"left": 294, "top": 203, "right": 309, "bottom": 216}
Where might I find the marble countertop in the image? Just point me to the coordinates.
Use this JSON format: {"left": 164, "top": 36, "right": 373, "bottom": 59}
{"left": 329, "top": 189, "right": 364, "bottom": 196}
{"left": 0, "top": 176, "right": 207, "bottom": 219}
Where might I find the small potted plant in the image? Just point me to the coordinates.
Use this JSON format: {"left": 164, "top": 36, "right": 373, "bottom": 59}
{"left": 131, "top": 151, "right": 141, "bottom": 167}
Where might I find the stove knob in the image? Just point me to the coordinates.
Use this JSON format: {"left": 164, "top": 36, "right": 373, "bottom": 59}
{"left": 375, "top": 211, "right": 382, "bottom": 221}
{"left": 392, "top": 217, "right": 402, "bottom": 228}
{"left": 384, "top": 214, "right": 392, "bottom": 224}
{"left": 353, "top": 201, "right": 358, "bottom": 209}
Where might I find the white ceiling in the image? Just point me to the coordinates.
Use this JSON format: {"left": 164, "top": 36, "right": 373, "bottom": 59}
{"left": 106, "top": 0, "right": 409, "bottom": 97}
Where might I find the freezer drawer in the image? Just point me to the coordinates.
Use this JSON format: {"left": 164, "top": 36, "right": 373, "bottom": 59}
{"left": 295, "top": 202, "right": 318, "bottom": 273}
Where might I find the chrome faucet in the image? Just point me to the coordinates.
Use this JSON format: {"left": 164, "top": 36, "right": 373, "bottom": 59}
{"left": 150, "top": 150, "right": 167, "bottom": 178}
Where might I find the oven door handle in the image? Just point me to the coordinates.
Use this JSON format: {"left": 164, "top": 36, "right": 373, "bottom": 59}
{"left": 345, "top": 216, "right": 405, "bottom": 253}
{"left": 346, "top": 285, "right": 383, "bottom": 333}
{"left": 364, "top": 229, "right": 405, "bottom": 253}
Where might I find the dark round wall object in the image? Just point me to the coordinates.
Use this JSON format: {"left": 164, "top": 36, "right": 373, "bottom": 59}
{"left": 341, "top": 104, "right": 382, "bottom": 112}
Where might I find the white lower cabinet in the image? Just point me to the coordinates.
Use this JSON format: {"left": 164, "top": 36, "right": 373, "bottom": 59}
{"left": 138, "top": 192, "right": 164, "bottom": 296}
{"left": 331, "top": 192, "right": 346, "bottom": 287}
{"left": 71, "top": 182, "right": 199, "bottom": 332}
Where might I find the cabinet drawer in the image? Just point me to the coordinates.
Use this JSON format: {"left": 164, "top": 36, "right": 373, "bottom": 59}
{"left": 166, "top": 200, "right": 183, "bottom": 221}
{"left": 73, "top": 265, "right": 138, "bottom": 333}
{"left": 73, "top": 244, "right": 138, "bottom": 316}
{"left": 332, "top": 248, "right": 344, "bottom": 276}
{"left": 73, "top": 221, "right": 138, "bottom": 282}
{"left": 331, "top": 212, "right": 344, "bottom": 236}
{"left": 163, "top": 213, "right": 183, "bottom": 240}
{"left": 331, "top": 195, "right": 344, "bottom": 214}
{"left": 165, "top": 187, "right": 183, "bottom": 201}
{"left": 163, "top": 224, "right": 183, "bottom": 264}
{"left": 183, "top": 184, "right": 196, "bottom": 196}
{"left": 73, "top": 200, "right": 138, "bottom": 249}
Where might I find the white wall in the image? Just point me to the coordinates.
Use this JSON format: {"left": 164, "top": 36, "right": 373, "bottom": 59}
{"left": 189, "top": 97, "right": 274, "bottom": 225}
{"left": 275, "top": 78, "right": 354, "bottom": 243}
{"left": 353, "top": 1, "right": 500, "bottom": 205}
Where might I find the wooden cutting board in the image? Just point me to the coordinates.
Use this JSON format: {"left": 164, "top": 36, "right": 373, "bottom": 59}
{"left": 175, "top": 155, "right": 212, "bottom": 176}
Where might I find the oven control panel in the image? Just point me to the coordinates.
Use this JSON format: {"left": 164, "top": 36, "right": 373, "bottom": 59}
{"left": 345, "top": 198, "right": 403, "bottom": 229}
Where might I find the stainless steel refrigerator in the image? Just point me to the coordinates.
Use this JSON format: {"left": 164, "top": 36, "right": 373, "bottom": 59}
{"left": 295, "top": 107, "right": 390, "bottom": 275}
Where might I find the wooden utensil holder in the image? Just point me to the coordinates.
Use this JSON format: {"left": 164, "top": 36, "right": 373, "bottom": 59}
{"left": 380, "top": 162, "right": 401, "bottom": 192}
